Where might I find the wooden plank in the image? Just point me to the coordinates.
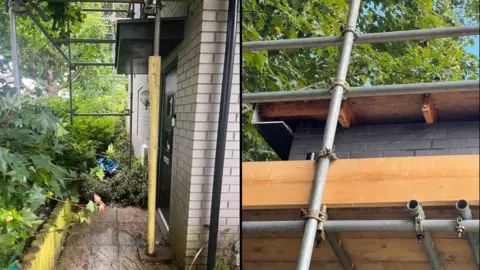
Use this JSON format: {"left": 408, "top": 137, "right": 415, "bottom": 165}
{"left": 242, "top": 238, "right": 338, "bottom": 262}
{"left": 242, "top": 238, "right": 476, "bottom": 264}
{"left": 422, "top": 94, "right": 437, "bottom": 124}
{"left": 242, "top": 155, "right": 480, "bottom": 209}
{"left": 259, "top": 101, "right": 330, "bottom": 120}
{"left": 338, "top": 101, "right": 355, "bottom": 128}
{"left": 256, "top": 92, "right": 479, "bottom": 125}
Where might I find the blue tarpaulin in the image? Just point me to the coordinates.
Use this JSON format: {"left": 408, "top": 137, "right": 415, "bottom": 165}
{"left": 96, "top": 157, "right": 119, "bottom": 174}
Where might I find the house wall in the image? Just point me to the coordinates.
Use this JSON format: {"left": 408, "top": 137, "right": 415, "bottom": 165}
{"left": 289, "top": 121, "right": 480, "bottom": 160}
{"left": 127, "top": 0, "right": 240, "bottom": 268}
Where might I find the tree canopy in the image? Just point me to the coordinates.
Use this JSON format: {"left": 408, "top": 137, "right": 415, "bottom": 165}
{"left": 242, "top": 0, "right": 480, "bottom": 162}
{"left": 0, "top": 2, "right": 129, "bottom": 151}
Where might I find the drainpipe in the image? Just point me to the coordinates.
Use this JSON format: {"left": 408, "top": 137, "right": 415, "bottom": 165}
{"left": 146, "top": 1, "right": 162, "bottom": 256}
{"left": 456, "top": 200, "right": 480, "bottom": 265}
{"left": 206, "top": 0, "right": 238, "bottom": 269}
{"left": 296, "top": 1, "right": 361, "bottom": 269}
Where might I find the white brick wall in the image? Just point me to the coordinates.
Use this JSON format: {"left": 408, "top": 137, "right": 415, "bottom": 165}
{"left": 127, "top": 0, "right": 240, "bottom": 268}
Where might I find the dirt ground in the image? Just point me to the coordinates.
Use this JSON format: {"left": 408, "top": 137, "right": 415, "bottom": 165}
{"left": 55, "top": 206, "right": 178, "bottom": 270}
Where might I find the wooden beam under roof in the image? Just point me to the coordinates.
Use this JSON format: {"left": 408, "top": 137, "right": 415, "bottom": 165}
{"left": 422, "top": 94, "right": 438, "bottom": 124}
{"left": 260, "top": 100, "right": 355, "bottom": 128}
{"left": 242, "top": 155, "right": 480, "bottom": 209}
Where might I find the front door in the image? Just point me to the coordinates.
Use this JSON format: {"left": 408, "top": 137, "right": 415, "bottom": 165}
{"left": 157, "top": 67, "right": 176, "bottom": 224}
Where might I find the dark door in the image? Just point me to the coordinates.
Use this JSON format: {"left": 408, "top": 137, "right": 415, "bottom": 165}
{"left": 157, "top": 68, "right": 176, "bottom": 223}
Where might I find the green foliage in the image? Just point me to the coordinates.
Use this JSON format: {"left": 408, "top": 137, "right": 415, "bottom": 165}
{"left": 80, "top": 128, "right": 148, "bottom": 208}
{"left": 242, "top": 0, "right": 480, "bottom": 161}
{"left": 46, "top": 93, "right": 127, "bottom": 152}
{"left": 0, "top": 94, "right": 100, "bottom": 267}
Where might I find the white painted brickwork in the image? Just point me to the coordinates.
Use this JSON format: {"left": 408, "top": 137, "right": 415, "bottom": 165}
{"left": 128, "top": 1, "right": 240, "bottom": 268}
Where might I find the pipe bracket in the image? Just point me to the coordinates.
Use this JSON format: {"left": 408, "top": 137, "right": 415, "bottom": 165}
{"left": 340, "top": 24, "right": 359, "bottom": 40}
{"left": 314, "top": 148, "right": 338, "bottom": 161}
{"left": 456, "top": 216, "right": 465, "bottom": 238}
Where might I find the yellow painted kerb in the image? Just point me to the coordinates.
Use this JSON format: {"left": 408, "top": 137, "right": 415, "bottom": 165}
{"left": 22, "top": 201, "right": 72, "bottom": 270}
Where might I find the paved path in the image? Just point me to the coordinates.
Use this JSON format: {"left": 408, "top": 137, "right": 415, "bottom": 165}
{"left": 56, "top": 206, "right": 177, "bottom": 270}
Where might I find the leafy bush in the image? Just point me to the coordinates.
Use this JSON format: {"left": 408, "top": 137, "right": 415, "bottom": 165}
{"left": 46, "top": 95, "right": 125, "bottom": 152}
{"left": 79, "top": 127, "right": 148, "bottom": 208}
{"left": 0, "top": 94, "right": 101, "bottom": 268}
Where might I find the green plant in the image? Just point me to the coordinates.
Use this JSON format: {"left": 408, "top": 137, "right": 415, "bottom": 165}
{"left": 79, "top": 127, "right": 148, "bottom": 208}
{"left": 242, "top": 0, "right": 479, "bottom": 161}
{"left": 188, "top": 228, "right": 239, "bottom": 270}
{"left": 0, "top": 93, "right": 102, "bottom": 268}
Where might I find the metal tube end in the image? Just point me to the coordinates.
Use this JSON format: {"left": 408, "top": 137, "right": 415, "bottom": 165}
{"left": 456, "top": 199, "right": 472, "bottom": 220}
{"left": 407, "top": 200, "right": 423, "bottom": 217}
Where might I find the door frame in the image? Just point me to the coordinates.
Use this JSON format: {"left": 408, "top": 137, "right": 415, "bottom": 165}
{"left": 156, "top": 57, "right": 178, "bottom": 232}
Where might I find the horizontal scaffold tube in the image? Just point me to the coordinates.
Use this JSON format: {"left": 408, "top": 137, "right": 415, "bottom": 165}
{"left": 54, "top": 39, "right": 116, "bottom": 44}
{"left": 242, "top": 80, "right": 479, "bottom": 104}
{"left": 72, "top": 62, "right": 116, "bottom": 66}
{"left": 74, "top": 113, "right": 129, "bottom": 117}
{"left": 243, "top": 25, "right": 479, "bottom": 51}
{"left": 242, "top": 220, "right": 480, "bottom": 233}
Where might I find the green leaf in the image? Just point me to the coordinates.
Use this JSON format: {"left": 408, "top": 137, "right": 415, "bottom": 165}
{"left": 56, "top": 122, "right": 69, "bottom": 137}
{"left": 86, "top": 201, "right": 96, "bottom": 213}
{"left": 27, "top": 186, "right": 47, "bottom": 211}
{"left": 0, "top": 147, "right": 11, "bottom": 175}
{"left": 70, "top": 196, "right": 79, "bottom": 203}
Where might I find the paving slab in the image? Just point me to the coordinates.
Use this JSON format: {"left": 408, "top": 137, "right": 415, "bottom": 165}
{"left": 56, "top": 206, "right": 176, "bottom": 270}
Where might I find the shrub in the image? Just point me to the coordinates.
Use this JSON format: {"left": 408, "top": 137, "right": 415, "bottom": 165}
{"left": 0, "top": 94, "right": 100, "bottom": 267}
{"left": 79, "top": 126, "right": 148, "bottom": 208}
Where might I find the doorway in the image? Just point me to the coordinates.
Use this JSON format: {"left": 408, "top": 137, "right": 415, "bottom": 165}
{"left": 157, "top": 63, "right": 177, "bottom": 225}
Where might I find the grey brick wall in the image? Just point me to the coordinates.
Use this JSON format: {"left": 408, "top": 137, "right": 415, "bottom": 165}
{"left": 289, "top": 122, "right": 480, "bottom": 160}
{"left": 128, "top": 1, "right": 240, "bottom": 268}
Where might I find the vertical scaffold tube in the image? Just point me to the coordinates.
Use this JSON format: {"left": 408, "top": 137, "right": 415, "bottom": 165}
{"left": 297, "top": 0, "right": 362, "bottom": 269}
{"left": 146, "top": 2, "right": 162, "bottom": 256}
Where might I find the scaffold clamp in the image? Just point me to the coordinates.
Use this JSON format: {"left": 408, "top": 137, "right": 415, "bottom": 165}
{"left": 340, "top": 24, "right": 359, "bottom": 39}
{"left": 314, "top": 148, "right": 338, "bottom": 161}
{"left": 328, "top": 78, "right": 350, "bottom": 98}
{"left": 456, "top": 216, "right": 465, "bottom": 238}
{"left": 301, "top": 205, "right": 328, "bottom": 248}
{"left": 414, "top": 215, "right": 425, "bottom": 243}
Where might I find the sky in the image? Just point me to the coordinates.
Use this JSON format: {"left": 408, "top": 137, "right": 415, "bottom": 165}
{"left": 465, "top": 38, "right": 479, "bottom": 57}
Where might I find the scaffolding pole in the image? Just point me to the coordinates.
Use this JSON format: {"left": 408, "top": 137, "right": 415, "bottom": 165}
{"left": 23, "top": 5, "right": 72, "bottom": 66}
{"left": 54, "top": 38, "right": 116, "bottom": 44}
{"left": 243, "top": 25, "right": 479, "bottom": 51}
{"left": 9, "top": 7, "right": 21, "bottom": 101}
{"left": 407, "top": 200, "right": 443, "bottom": 270}
{"left": 74, "top": 113, "right": 130, "bottom": 116}
{"left": 68, "top": 23, "right": 73, "bottom": 126}
{"left": 40, "top": 0, "right": 143, "bottom": 3}
{"left": 242, "top": 80, "right": 479, "bottom": 104}
{"left": 146, "top": 2, "right": 162, "bottom": 256}
{"left": 296, "top": 1, "right": 361, "bottom": 268}
{"left": 456, "top": 200, "right": 480, "bottom": 265}
{"left": 82, "top": 8, "right": 129, "bottom": 12}
{"left": 72, "top": 62, "right": 115, "bottom": 66}
{"left": 242, "top": 219, "right": 480, "bottom": 233}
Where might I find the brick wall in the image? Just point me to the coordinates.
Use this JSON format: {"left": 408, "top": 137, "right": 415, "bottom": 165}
{"left": 127, "top": 1, "right": 240, "bottom": 268}
{"left": 289, "top": 121, "right": 480, "bottom": 160}
{"left": 184, "top": 1, "right": 240, "bottom": 268}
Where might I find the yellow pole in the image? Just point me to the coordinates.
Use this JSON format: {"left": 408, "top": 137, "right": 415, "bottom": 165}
{"left": 147, "top": 56, "right": 161, "bottom": 255}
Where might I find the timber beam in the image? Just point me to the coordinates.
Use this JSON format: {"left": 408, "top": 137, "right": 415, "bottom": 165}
{"left": 259, "top": 100, "right": 354, "bottom": 128}
{"left": 422, "top": 94, "right": 437, "bottom": 124}
{"left": 242, "top": 155, "right": 480, "bottom": 209}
